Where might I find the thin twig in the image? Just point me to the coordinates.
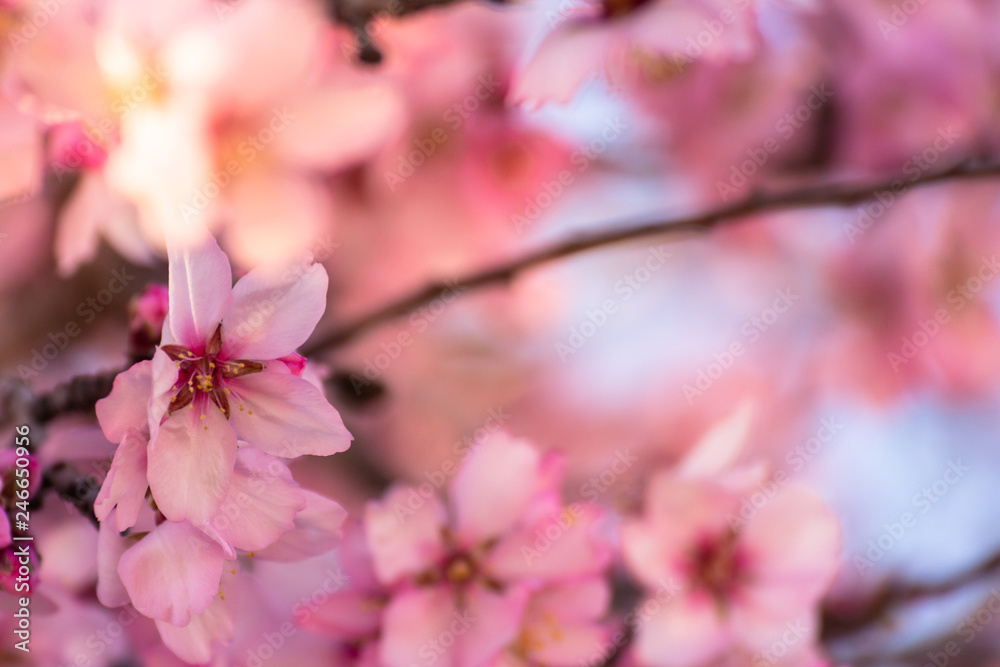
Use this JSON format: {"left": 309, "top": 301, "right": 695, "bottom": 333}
{"left": 821, "top": 550, "right": 1000, "bottom": 642}
{"left": 28, "top": 368, "right": 122, "bottom": 424}
{"left": 303, "top": 157, "right": 1000, "bottom": 356}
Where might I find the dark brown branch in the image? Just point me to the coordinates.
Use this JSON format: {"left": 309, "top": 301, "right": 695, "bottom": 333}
{"left": 39, "top": 463, "right": 101, "bottom": 528}
{"left": 29, "top": 368, "right": 121, "bottom": 424}
{"left": 303, "top": 157, "right": 1000, "bottom": 356}
{"left": 820, "top": 550, "right": 1000, "bottom": 642}
{"left": 326, "top": 0, "right": 488, "bottom": 63}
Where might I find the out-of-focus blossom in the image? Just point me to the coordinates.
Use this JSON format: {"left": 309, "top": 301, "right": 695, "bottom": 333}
{"left": 0, "top": 95, "right": 41, "bottom": 202}
{"left": 503, "top": 578, "right": 611, "bottom": 666}
{"left": 103, "top": 0, "right": 404, "bottom": 268}
{"left": 47, "top": 122, "right": 154, "bottom": 276}
{"left": 298, "top": 521, "right": 387, "bottom": 659}
{"left": 4, "top": 0, "right": 404, "bottom": 273}
{"left": 819, "top": 183, "right": 1000, "bottom": 402}
{"left": 128, "top": 282, "right": 169, "bottom": 361}
{"left": 620, "top": 406, "right": 841, "bottom": 666}
{"left": 820, "top": 0, "right": 995, "bottom": 173}
{"left": 513, "top": 0, "right": 763, "bottom": 106}
{"left": 362, "top": 431, "right": 610, "bottom": 666}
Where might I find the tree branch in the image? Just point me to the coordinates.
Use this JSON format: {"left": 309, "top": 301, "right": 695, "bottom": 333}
{"left": 326, "top": 0, "right": 488, "bottom": 63}
{"left": 302, "top": 157, "right": 1000, "bottom": 356}
{"left": 820, "top": 550, "right": 1000, "bottom": 642}
{"left": 28, "top": 368, "right": 121, "bottom": 425}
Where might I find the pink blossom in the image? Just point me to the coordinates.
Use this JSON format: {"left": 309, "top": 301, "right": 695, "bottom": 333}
{"left": 118, "top": 232, "right": 353, "bottom": 526}
{"left": 502, "top": 578, "right": 612, "bottom": 666}
{"left": 96, "top": 471, "right": 347, "bottom": 662}
{"left": 298, "top": 521, "right": 387, "bottom": 658}
{"left": 94, "top": 267, "right": 351, "bottom": 663}
{"left": 0, "top": 95, "right": 41, "bottom": 202}
{"left": 513, "top": 0, "right": 762, "bottom": 107}
{"left": 363, "top": 432, "right": 609, "bottom": 666}
{"left": 102, "top": 0, "right": 404, "bottom": 268}
{"left": 128, "top": 282, "right": 170, "bottom": 360}
{"left": 620, "top": 407, "right": 841, "bottom": 666}
{"left": 818, "top": 183, "right": 1000, "bottom": 402}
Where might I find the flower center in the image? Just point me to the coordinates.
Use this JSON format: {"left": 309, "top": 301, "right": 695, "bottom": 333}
{"left": 161, "top": 324, "right": 263, "bottom": 419}
{"left": 602, "top": 0, "right": 653, "bottom": 19}
{"left": 444, "top": 554, "right": 476, "bottom": 584}
{"left": 689, "top": 528, "right": 748, "bottom": 606}
{"left": 413, "top": 531, "right": 503, "bottom": 594}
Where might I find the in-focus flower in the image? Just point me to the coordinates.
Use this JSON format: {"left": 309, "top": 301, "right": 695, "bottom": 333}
{"left": 133, "top": 232, "right": 352, "bottom": 526}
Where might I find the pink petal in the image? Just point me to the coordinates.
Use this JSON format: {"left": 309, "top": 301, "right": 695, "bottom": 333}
{"left": 0, "top": 515, "right": 10, "bottom": 551}
{"left": 155, "top": 595, "right": 235, "bottom": 664}
{"left": 218, "top": 168, "right": 329, "bottom": 268}
{"left": 166, "top": 235, "right": 233, "bottom": 349}
{"left": 510, "top": 25, "right": 610, "bottom": 108}
{"left": 221, "top": 261, "right": 329, "bottom": 360}
{"left": 255, "top": 490, "right": 348, "bottom": 562}
{"left": 631, "top": 0, "right": 757, "bottom": 61}
{"left": 365, "top": 486, "right": 447, "bottom": 585}
{"left": 450, "top": 434, "right": 550, "bottom": 546}
{"left": 676, "top": 401, "right": 754, "bottom": 479}
{"left": 228, "top": 370, "right": 352, "bottom": 457}
{"left": 200, "top": 448, "right": 306, "bottom": 555}
{"left": 0, "top": 98, "right": 41, "bottom": 201}
{"left": 730, "top": 605, "right": 819, "bottom": 657}
{"left": 519, "top": 579, "right": 610, "bottom": 665}
{"left": 95, "top": 361, "right": 153, "bottom": 444}
{"left": 487, "top": 503, "right": 609, "bottom": 583}
{"left": 55, "top": 173, "right": 154, "bottom": 277}
{"left": 147, "top": 406, "right": 237, "bottom": 525}
{"left": 118, "top": 520, "right": 226, "bottom": 626}
{"left": 149, "top": 349, "right": 181, "bottom": 435}
{"left": 528, "top": 578, "right": 610, "bottom": 624}
{"left": 455, "top": 585, "right": 529, "bottom": 666}
{"left": 621, "top": 476, "right": 738, "bottom": 588}
{"left": 379, "top": 587, "right": 459, "bottom": 667}
{"left": 96, "top": 513, "right": 131, "bottom": 608}
{"left": 634, "top": 591, "right": 731, "bottom": 667}
{"left": 301, "top": 590, "right": 384, "bottom": 640}
{"left": 53, "top": 172, "right": 101, "bottom": 277}
{"left": 333, "top": 521, "right": 381, "bottom": 591}
{"left": 273, "top": 83, "right": 403, "bottom": 170}
{"left": 529, "top": 623, "right": 611, "bottom": 665}
{"left": 94, "top": 428, "right": 149, "bottom": 531}
{"left": 739, "top": 487, "right": 841, "bottom": 611}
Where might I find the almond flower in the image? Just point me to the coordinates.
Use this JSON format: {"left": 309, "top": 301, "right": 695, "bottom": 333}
{"left": 512, "top": 0, "right": 761, "bottom": 107}
{"left": 95, "top": 354, "right": 348, "bottom": 663}
{"left": 620, "top": 406, "right": 841, "bottom": 666}
{"left": 363, "top": 432, "right": 610, "bottom": 666}
{"left": 96, "top": 231, "right": 351, "bottom": 530}
{"left": 97, "top": 480, "right": 348, "bottom": 664}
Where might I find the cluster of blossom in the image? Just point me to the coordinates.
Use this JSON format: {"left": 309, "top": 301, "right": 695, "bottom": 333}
{"left": 2, "top": 0, "right": 999, "bottom": 664}
{"left": 295, "top": 410, "right": 841, "bottom": 667}
{"left": 107, "top": 245, "right": 845, "bottom": 664}
{"left": 0, "top": 224, "right": 844, "bottom": 665}
{"left": 90, "top": 231, "right": 353, "bottom": 661}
